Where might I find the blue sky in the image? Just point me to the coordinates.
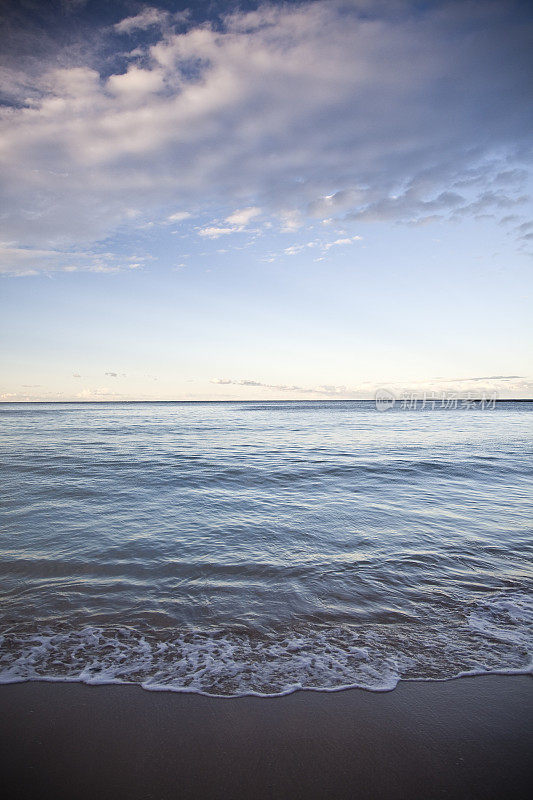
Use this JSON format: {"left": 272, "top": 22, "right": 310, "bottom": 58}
{"left": 1, "top": 0, "right": 532, "bottom": 400}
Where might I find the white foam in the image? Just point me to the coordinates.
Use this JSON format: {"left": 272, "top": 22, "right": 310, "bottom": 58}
{"left": 1, "top": 591, "right": 531, "bottom": 697}
{"left": 467, "top": 592, "right": 533, "bottom": 659}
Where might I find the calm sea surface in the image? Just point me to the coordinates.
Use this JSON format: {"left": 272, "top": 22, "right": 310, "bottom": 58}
{"left": 0, "top": 401, "right": 532, "bottom": 695}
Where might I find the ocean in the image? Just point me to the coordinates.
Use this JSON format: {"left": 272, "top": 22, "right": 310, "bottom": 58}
{"left": 0, "top": 400, "right": 531, "bottom": 695}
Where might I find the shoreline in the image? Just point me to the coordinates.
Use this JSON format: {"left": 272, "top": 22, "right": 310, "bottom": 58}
{"left": 1, "top": 674, "right": 531, "bottom": 799}
{"left": 1, "top": 665, "right": 532, "bottom": 697}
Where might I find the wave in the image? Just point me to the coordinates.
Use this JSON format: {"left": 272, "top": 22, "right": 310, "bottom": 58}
{"left": 1, "top": 591, "right": 530, "bottom": 697}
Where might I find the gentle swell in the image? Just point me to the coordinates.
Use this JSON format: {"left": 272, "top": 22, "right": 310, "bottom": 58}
{"left": 1, "top": 401, "right": 532, "bottom": 697}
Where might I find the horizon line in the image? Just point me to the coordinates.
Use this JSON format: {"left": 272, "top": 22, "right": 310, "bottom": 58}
{"left": 1, "top": 399, "right": 532, "bottom": 405}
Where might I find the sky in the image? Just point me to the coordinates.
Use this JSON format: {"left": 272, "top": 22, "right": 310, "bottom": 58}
{"left": 0, "top": 0, "right": 532, "bottom": 401}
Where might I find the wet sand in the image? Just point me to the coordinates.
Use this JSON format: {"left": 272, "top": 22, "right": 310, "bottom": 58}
{"left": 1, "top": 675, "right": 531, "bottom": 799}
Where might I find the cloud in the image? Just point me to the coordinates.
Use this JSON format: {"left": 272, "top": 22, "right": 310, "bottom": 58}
{"left": 74, "top": 388, "right": 123, "bottom": 399}
{"left": 435, "top": 375, "right": 525, "bottom": 382}
{"left": 284, "top": 244, "right": 306, "bottom": 255}
{"left": 347, "top": 188, "right": 467, "bottom": 224}
{"left": 225, "top": 207, "right": 260, "bottom": 226}
{"left": 198, "top": 207, "right": 261, "bottom": 238}
{"left": 210, "top": 378, "right": 349, "bottom": 396}
{"left": 0, "top": 1, "right": 531, "bottom": 272}
{"left": 210, "top": 374, "right": 533, "bottom": 399}
{"left": 167, "top": 211, "right": 191, "bottom": 222}
{"left": 198, "top": 227, "right": 236, "bottom": 239}
{"left": 0, "top": 245, "right": 143, "bottom": 277}
{"left": 280, "top": 211, "right": 303, "bottom": 233}
{"left": 381, "top": 376, "right": 533, "bottom": 399}
{"left": 308, "top": 189, "right": 365, "bottom": 218}
{"left": 282, "top": 235, "right": 361, "bottom": 256}
{"left": 451, "top": 191, "right": 527, "bottom": 219}
{"left": 0, "top": 390, "right": 63, "bottom": 401}
{"left": 107, "top": 65, "right": 165, "bottom": 98}
{"left": 324, "top": 236, "right": 362, "bottom": 250}
{"left": 514, "top": 220, "right": 533, "bottom": 243}
{"left": 114, "top": 7, "right": 169, "bottom": 35}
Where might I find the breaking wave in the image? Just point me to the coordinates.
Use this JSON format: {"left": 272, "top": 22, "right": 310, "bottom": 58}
{"left": 1, "top": 591, "right": 531, "bottom": 696}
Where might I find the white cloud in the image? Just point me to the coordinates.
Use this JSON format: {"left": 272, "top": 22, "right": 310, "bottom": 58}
{"left": 0, "top": 1, "right": 530, "bottom": 272}
{"left": 210, "top": 378, "right": 350, "bottom": 396}
{"left": 0, "top": 245, "right": 142, "bottom": 277}
{"left": 198, "top": 207, "right": 261, "bottom": 239}
{"left": 74, "top": 388, "right": 123, "bottom": 399}
{"left": 107, "top": 66, "right": 165, "bottom": 98}
{"left": 282, "top": 235, "right": 361, "bottom": 256}
{"left": 198, "top": 227, "right": 236, "bottom": 239}
{"left": 114, "top": 7, "right": 169, "bottom": 35}
{"left": 280, "top": 211, "right": 303, "bottom": 233}
{"left": 284, "top": 244, "right": 305, "bottom": 255}
{"left": 324, "top": 236, "right": 362, "bottom": 250}
{"left": 209, "top": 375, "right": 533, "bottom": 399}
{"left": 225, "top": 207, "right": 260, "bottom": 226}
{"left": 167, "top": 211, "right": 191, "bottom": 222}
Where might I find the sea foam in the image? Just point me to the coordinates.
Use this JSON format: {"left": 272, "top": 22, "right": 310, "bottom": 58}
{"left": 1, "top": 590, "right": 531, "bottom": 696}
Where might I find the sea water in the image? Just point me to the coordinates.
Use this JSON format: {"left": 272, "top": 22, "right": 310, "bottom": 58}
{"left": 0, "top": 401, "right": 531, "bottom": 695}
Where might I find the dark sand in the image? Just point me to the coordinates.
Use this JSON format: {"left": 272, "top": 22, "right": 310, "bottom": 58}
{"left": 1, "top": 675, "right": 531, "bottom": 799}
